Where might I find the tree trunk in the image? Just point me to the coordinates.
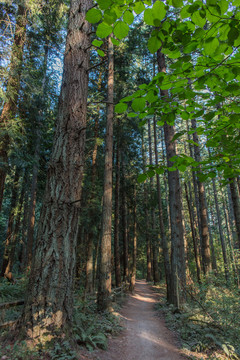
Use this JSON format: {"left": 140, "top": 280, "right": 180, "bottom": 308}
{"left": 142, "top": 132, "right": 152, "bottom": 281}
{"left": 130, "top": 187, "right": 137, "bottom": 292}
{"left": 184, "top": 182, "right": 201, "bottom": 283}
{"left": 153, "top": 116, "right": 171, "bottom": 299}
{"left": 25, "top": 41, "right": 49, "bottom": 269}
{"left": 157, "top": 49, "right": 186, "bottom": 308}
{"left": 148, "top": 119, "right": 160, "bottom": 284}
{"left": 1, "top": 168, "right": 20, "bottom": 277}
{"left": 4, "top": 171, "right": 26, "bottom": 276}
{"left": 122, "top": 163, "right": 129, "bottom": 281}
{"left": 97, "top": 35, "right": 114, "bottom": 311}
{"left": 212, "top": 177, "right": 229, "bottom": 284}
{"left": 191, "top": 118, "right": 212, "bottom": 274}
{"left": 229, "top": 178, "right": 240, "bottom": 249}
{"left": 0, "top": 2, "right": 27, "bottom": 210}
{"left": 114, "top": 119, "right": 121, "bottom": 287}
{"left": 19, "top": 0, "right": 92, "bottom": 341}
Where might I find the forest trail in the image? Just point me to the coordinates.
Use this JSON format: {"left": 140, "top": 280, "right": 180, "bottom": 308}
{"left": 79, "top": 280, "right": 185, "bottom": 360}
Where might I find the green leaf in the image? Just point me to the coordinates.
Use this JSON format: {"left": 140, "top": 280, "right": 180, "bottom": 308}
{"left": 114, "top": 21, "right": 129, "bottom": 40}
{"left": 144, "top": 9, "right": 154, "bottom": 26}
{"left": 133, "top": 1, "right": 145, "bottom": 14}
{"left": 132, "top": 98, "right": 146, "bottom": 112}
{"left": 97, "top": 49, "right": 105, "bottom": 57}
{"left": 96, "top": 22, "right": 112, "bottom": 38}
{"left": 115, "top": 103, "right": 128, "bottom": 114}
{"left": 192, "top": 10, "right": 206, "bottom": 27}
{"left": 152, "top": 1, "right": 166, "bottom": 23}
{"left": 137, "top": 173, "right": 147, "bottom": 183}
{"left": 123, "top": 10, "right": 134, "bottom": 25}
{"left": 172, "top": 0, "right": 183, "bottom": 8}
{"left": 203, "top": 37, "right": 219, "bottom": 55}
{"left": 97, "top": 0, "right": 112, "bottom": 10}
{"left": 110, "top": 37, "right": 120, "bottom": 45}
{"left": 148, "top": 35, "right": 161, "bottom": 54}
{"left": 92, "top": 39, "right": 103, "bottom": 47}
{"left": 86, "top": 8, "right": 102, "bottom": 24}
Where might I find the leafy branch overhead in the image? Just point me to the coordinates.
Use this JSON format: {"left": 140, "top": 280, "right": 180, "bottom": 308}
{"left": 86, "top": 0, "right": 240, "bottom": 181}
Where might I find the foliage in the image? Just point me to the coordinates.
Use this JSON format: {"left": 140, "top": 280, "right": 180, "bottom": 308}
{"left": 155, "top": 280, "right": 240, "bottom": 360}
{"left": 86, "top": 0, "right": 240, "bottom": 181}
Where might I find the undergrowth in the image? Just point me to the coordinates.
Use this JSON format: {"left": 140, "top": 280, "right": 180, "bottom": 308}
{"left": 0, "top": 281, "right": 123, "bottom": 360}
{"left": 155, "top": 278, "right": 240, "bottom": 360}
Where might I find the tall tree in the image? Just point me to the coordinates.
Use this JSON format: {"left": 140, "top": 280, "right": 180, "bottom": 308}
{"left": 97, "top": 35, "right": 114, "bottom": 311}
{"left": 157, "top": 49, "right": 186, "bottom": 308}
{"left": 19, "top": 0, "right": 92, "bottom": 340}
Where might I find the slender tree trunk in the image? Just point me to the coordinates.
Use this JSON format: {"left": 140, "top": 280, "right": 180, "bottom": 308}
{"left": 1, "top": 168, "right": 20, "bottom": 277}
{"left": 160, "top": 127, "right": 170, "bottom": 232}
{"left": 212, "top": 177, "right": 230, "bottom": 284}
{"left": 5, "top": 172, "right": 26, "bottom": 275}
{"left": 130, "top": 187, "right": 137, "bottom": 292}
{"left": 191, "top": 118, "right": 212, "bottom": 274}
{"left": 85, "top": 69, "right": 102, "bottom": 294}
{"left": 97, "top": 36, "right": 114, "bottom": 311}
{"left": 142, "top": 132, "right": 152, "bottom": 281}
{"left": 122, "top": 163, "right": 129, "bottom": 281}
{"left": 25, "top": 42, "right": 49, "bottom": 269}
{"left": 0, "top": 2, "right": 27, "bottom": 210}
{"left": 153, "top": 116, "right": 171, "bottom": 299}
{"left": 148, "top": 119, "right": 160, "bottom": 284}
{"left": 19, "top": 0, "right": 92, "bottom": 340}
{"left": 229, "top": 178, "right": 240, "bottom": 249}
{"left": 157, "top": 49, "right": 186, "bottom": 308}
{"left": 114, "top": 120, "right": 121, "bottom": 287}
{"left": 185, "top": 182, "right": 201, "bottom": 283}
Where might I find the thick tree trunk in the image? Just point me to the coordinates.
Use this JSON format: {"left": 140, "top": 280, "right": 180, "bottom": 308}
{"left": 191, "top": 118, "right": 212, "bottom": 274}
{"left": 1, "top": 168, "right": 20, "bottom": 277}
{"left": 19, "top": 0, "right": 92, "bottom": 341}
{"left": 114, "top": 120, "right": 121, "bottom": 287}
{"left": 97, "top": 36, "right": 114, "bottom": 311}
{"left": 157, "top": 49, "right": 186, "bottom": 308}
{"left": 153, "top": 116, "right": 171, "bottom": 299}
{"left": 0, "top": 2, "right": 27, "bottom": 210}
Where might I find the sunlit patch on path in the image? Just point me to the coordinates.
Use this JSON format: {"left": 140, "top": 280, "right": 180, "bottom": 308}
{"left": 79, "top": 280, "right": 186, "bottom": 360}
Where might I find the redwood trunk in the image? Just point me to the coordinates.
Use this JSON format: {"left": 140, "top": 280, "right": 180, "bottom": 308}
{"left": 19, "top": 0, "right": 92, "bottom": 340}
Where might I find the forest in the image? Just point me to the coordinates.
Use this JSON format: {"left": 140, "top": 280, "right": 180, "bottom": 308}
{"left": 0, "top": 0, "right": 240, "bottom": 359}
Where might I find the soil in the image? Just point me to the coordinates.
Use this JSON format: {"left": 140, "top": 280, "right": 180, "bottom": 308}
{"left": 78, "top": 279, "right": 187, "bottom": 360}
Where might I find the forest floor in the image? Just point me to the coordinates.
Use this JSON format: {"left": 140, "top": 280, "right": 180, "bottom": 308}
{"left": 78, "top": 279, "right": 186, "bottom": 360}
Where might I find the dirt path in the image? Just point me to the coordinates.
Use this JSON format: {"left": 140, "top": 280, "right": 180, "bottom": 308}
{"left": 79, "top": 280, "right": 186, "bottom": 360}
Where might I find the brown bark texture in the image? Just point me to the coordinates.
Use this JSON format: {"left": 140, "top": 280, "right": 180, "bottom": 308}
{"left": 229, "top": 178, "right": 240, "bottom": 249}
{"left": 157, "top": 49, "right": 186, "bottom": 308}
{"left": 114, "top": 120, "right": 122, "bottom": 288}
{"left": 97, "top": 36, "right": 114, "bottom": 311}
{"left": 19, "top": 0, "right": 92, "bottom": 340}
